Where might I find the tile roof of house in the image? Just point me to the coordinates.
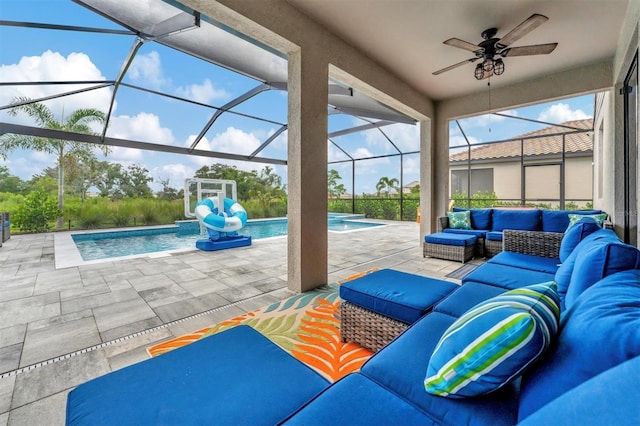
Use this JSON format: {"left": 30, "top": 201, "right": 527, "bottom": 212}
{"left": 449, "top": 119, "right": 593, "bottom": 162}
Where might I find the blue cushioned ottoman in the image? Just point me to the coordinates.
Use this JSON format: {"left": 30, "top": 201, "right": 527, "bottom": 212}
{"left": 340, "top": 269, "right": 458, "bottom": 352}
{"left": 66, "top": 325, "right": 329, "bottom": 426}
{"left": 423, "top": 232, "right": 477, "bottom": 263}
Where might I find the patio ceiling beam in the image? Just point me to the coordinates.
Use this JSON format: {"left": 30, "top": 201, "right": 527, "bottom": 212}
{"left": 140, "top": 10, "right": 200, "bottom": 40}
{"left": 189, "top": 83, "right": 273, "bottom": 152}
{"left": 0, "top": 82, "right": 114, "bottom": 111}
{"left": 0, "top": 122, "right": 287, "bottom": 166}
{"left": 0, "top": 19, "right": 135, "bottom": 35}
{"left": 330, "top": 106, "right": 415, "bottom": 125}
{"left": 101, "top": 37, "right": 145, "bottom": 142}
{"left": 0, "top": 80, "right": 116, "bottom": 87}
{"left": 328, "top": 120, "right": 395, "bottom": 138}
{"left": 249, "top": 124, "right": 288, "bottom": 159}
{"left": 329, "top": 150, "right": 419, "bottom": 164}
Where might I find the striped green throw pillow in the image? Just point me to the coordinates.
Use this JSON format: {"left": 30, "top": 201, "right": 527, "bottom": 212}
{"left": 424, "top": 281, "right": 560, "bottom": 398}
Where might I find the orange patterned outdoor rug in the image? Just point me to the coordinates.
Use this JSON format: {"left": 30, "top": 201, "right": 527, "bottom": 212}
{"left": 147, "top": 269, "right": 379, "bottom": 382}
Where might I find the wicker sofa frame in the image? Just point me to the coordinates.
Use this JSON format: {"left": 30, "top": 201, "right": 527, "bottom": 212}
{"left": 340, "top": 301, "right": 409, "bottom": 352}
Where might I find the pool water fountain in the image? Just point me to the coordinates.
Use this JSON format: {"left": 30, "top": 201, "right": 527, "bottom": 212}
{"left": 187, "top": 179, "right": 252, "bottom": 251}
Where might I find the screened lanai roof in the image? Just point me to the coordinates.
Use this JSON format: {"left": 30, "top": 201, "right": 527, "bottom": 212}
{"left": 0, "top": 0, "right": 416, "bottom": 169}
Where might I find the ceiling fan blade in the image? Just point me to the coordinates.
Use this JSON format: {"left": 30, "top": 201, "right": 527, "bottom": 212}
{"left": 498, "top": 13, "right": 549, "bottom": 47}
{"left": 444, "top": 38, "right": 481, "bottom": 52}
{"left": 502, "top": 43, "right": 558, "bottom": 57}
{"left": 432, "top": 57, "right": 479, "bottom": 75}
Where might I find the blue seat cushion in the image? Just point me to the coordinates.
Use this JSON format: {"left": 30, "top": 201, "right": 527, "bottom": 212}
{"left": 486, "top": 231, "right": 503, "bottom": 241}
{"left": 339, "top": 269, "right": 458, "bottom": 324}
{"left": 541, "top": 209, "right": 602, "bottom": 233}
{"left": 517, "top": 270, "right": 640, "bottom": 421}
{"left": 492, "top": 209, "right": 541, "bottom": 232}
{"left": 361, "top": 312, "right": 520, "bottom": 426}
{"left": 425, "top": 232, "right": 476, "bottom": 247}
{"left": 66, "top": 325, "right": 329, "bottom": 426}
{"left": 488, "top": 252, "right": 560, "bottom": 274}
{"left": 283, "top": 374, "right": 430, "bottom": 425}
{"left": 443, "top": 228, "right": 487, "bottom": 238}
{"left": 558, "top": 217, "right": 601, "bottom": 262}
{"left": 518, "top": 355, "right": 640, "bottom": 426}
{"left": 453, "top": 207, "right": 492, "bottom": 230}
{"left": 433, "top": 282, "right": 506, "bottom": 318}
{"left": 462, "top": 263, "right": 554, "bottom": 290}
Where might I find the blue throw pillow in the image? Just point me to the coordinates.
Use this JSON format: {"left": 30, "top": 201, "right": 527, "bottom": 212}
{"left": 447, "top": 211, "right": 472, "bottom": 230}
{"left": 424, "top": 282, "right": 560, "bottom": 398}
{"left": 517, "top": 270, "right": 640, "bottom": 421}
{"left": 541, "top": 210, "right": 602, "bottom": 233}
{"left": 558, "top": 217, "right": 601, "bottom": 262}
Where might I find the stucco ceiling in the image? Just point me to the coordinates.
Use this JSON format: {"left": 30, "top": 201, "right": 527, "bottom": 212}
{"left": 285, "top": 0, "right": 629, "bottom": 101}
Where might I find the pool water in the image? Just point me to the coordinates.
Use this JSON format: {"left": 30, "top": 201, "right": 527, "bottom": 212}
{"left": 72, "top": 216, "right": 383, "bottom": 261}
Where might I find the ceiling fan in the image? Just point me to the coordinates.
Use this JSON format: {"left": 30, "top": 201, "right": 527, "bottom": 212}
{"left": 433, "top": 13, "right": 558, "bottom": 80}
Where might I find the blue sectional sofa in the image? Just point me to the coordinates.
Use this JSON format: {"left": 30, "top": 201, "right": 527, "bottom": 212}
{"left": 67, "top": 221, "right": 640, "bottom": 425}
{"left": 438, "top": 207, "right": 606, "bottom": 257}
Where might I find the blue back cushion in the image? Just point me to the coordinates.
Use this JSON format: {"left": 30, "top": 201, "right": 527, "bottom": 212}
{"left": 558, "top": 217, "right": 601, "bottom": 262}
{"left": 565, "top": 240, "right": 640, "bottom": 309}
{"left": 541, "top": 209, "right": 601, "bottom": 233}
{"left": 492, "top": 209, "right": 541, "bottom": 232}
{"left": 453, "top": 208, "right": 492, "bottom": 230}
{"left": 517, "top": 270, "right": 640, "bottom": 421}
{"left": 554, "top": 229, "right": 618, "bottom": 306}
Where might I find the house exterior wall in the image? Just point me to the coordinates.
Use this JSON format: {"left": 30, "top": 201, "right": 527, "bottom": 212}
{"left": 449, "top": 155, "right": 593, "bottom": 207}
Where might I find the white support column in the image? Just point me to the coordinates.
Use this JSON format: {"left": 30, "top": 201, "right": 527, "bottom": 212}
{"left": 287, "top": 48, "right": 329, "bottom": 293}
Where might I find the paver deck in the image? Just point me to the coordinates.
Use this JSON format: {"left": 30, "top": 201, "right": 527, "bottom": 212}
{"left": 0, "top": 220, "right": 472, "bottom": 425}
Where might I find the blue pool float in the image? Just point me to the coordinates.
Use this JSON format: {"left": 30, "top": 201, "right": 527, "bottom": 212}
{"left": 195, "top": 197, "right": 248, "bottom": 236}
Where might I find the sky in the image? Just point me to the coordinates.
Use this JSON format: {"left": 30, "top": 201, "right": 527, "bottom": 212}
{"left": 0, "top": 0, "right": 595, "bottom": 195}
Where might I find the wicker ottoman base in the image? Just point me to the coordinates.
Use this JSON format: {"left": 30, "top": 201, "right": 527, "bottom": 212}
{"left": 340, "top": 301, "right": 409, "bottom": 352}
{"left": 423, "top": 241, "right": 474, "bottom": 263}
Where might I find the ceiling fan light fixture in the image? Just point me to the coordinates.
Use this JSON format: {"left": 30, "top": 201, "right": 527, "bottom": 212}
{"left": 474, "top": 63, "right": 485, "bottom": 80}
{"left": 494, "top": 58, "right": 505, "bottom": 75}
{"left": 482, "top": 58, "right": 494, "bottom": 72}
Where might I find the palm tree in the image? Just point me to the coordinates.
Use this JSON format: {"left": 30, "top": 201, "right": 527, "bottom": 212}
{"left": 0, "top": 97, "right": 109, "bottom": 228}
{"left": 375, "top": 176, "right": 399, "bottom": 197}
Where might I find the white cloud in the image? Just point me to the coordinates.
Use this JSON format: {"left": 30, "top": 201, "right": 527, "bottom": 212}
{"left": 0, "top": 50, "right": 112, "bottom": 124}
{"left": 128, "top": 51, "right": 167, "bottom": 88}
{"left": 104, "top": 112, "right": 174, "bottom": 161}
{"left": 107, "top": 112, "right": 174, "bottom": 143}
{"left": 449, "top": 135, "right": 481, "bottom": 148}
{"left": 538, "top": 103, "right": 591, "bottom": 123}
{"left": 175, "top": 79, "right": 230, "bottom": 104}
{"left": 185, "top": 127, "right": 262, "bottom": 168}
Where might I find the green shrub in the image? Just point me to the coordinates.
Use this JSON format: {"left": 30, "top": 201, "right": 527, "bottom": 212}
{"left": 13, "top": 190, "right": 61, "bottom": 232}
{"left": 77, "top": 205, "right": 109, "bottom": 229}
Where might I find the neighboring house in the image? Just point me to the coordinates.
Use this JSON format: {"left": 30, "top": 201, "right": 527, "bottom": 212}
{"left": 449, "top": 119, "right": 593, "bottom": 207}
{"left": 402, "top": 180, "right": 419, "bottom": 194}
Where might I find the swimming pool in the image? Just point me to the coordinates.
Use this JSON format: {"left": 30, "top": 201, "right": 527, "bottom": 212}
{"left": 71, "top": 215, "right": 384, "bottom": 261}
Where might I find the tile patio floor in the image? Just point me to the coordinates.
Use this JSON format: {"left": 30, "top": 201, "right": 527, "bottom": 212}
{"left": 0, "top": 220, "right": 471, "bottom": 425}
